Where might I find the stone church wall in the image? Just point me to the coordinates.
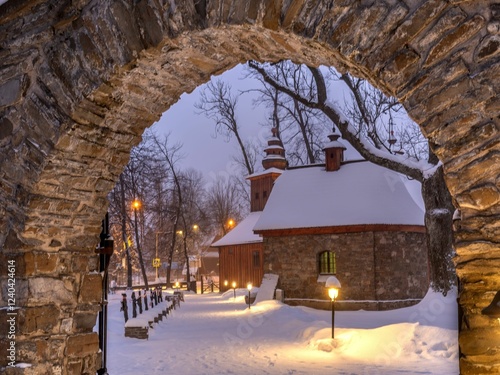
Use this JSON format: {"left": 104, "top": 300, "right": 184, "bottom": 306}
{"left": 263, "top": 229, "right": 428, "bottom": 310}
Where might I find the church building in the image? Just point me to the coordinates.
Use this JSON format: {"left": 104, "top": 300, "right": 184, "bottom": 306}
{"left": 212, "top": 129, "right": 429, "bottom": 310}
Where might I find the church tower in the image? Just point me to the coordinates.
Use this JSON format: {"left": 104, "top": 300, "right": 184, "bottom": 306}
{"left": 246, "top": 128, "right": 286, "bottom": 212}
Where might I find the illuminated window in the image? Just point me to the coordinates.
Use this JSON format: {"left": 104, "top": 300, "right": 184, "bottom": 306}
{"left": 318, "top": 251, "right": 336, "bottom": 274}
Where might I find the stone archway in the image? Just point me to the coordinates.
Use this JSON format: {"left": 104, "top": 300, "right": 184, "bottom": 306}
{"left": 0, "top": 1, "right": 498, "bottom": 374}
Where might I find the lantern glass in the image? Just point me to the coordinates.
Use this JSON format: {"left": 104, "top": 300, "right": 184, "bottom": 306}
{"left": 328, "top": 287, "right": 339, "bottom": 301}
{"left": 247, "top": 283, "right": 252, "bottom": 291}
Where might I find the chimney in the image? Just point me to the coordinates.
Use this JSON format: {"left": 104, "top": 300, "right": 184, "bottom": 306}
{"left": 323, "top": 129, "right": 346, "bottom": 172}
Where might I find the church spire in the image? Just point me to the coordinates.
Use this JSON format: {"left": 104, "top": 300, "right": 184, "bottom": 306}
{"left": 262, "top": 127, "right": 287, "bottom": 170}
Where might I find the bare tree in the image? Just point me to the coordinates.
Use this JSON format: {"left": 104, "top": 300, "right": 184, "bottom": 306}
{"left": 205, "top": 177, "right": 245, "bottom": 236}
{"left": 152, "top": 134, "right": 184, "bottom": 287}
{"left": 247, "top": 62, "right": 329, "bottom": 166}
{"left": 248, "top": 61, "right": 455, "bottom": 294}
{"left": 195, "top": 79, "right": 256, "bottom": 175}
{"left": 108, "top": 137, "right": 158, "bottom": 289}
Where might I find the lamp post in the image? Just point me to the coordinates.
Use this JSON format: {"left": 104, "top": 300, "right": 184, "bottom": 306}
{"left": 247, "top": 283, "right": 252, "bottom": 309}
{"left": 232, "top": 281, "right": 237, "bottom": 300}
{"left": 325, "top": 276, "right": 341, "bottom": 339}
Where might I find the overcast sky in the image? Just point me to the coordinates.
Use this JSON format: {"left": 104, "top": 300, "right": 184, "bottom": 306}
{"left": 151, "top": 64, "right": 269, "bottom": 185}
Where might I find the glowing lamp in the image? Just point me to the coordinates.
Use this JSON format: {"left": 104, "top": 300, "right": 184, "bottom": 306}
{"left": 232, "top": 281, "right": 237, "bottom": 300}
{"left": 328, "top": 287, "right": 339, "bottom": 301}
{"left": 247, "top": 283, "right": 253, "bottom": 309}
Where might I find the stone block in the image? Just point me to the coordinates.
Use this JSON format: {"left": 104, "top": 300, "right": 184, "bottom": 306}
{"left": 79, "top": 273, "right": 102, "bottom": 304}
{"left": 124, "top": 326, "right": 148, "bottom": 339}
{"left": 74, "top": 312, "right": 97, "bottom": 331}
{"left": 459, "top": 328, "right": 500, "bottom": 356}
{"left": 34, "top": 252, "right": 58, "bottom": 274}
{"left": 67, "top": 360, "right": 83, "bottom": 375}
{"left": 28, "top": 277, "right": 74, "bottom": 305}
{"left": 425, "top": 15, "right": 485, "bottom": 67}
{"left": 0, "top": 76, "right": 25, "bottom": 108}
{"left": 19, "top": 305, "right": 59, "bottom": 334}
{"left": 71, "top": 255, "right": 90, "bottom": 273}
{"left": 459, "top": 358, "right": 500, "bottom": 374}
{"left": 0, "top": 117, "right": 13, "bottom": 140}
{"left": 66, "top": 332, "right": 99, "bottom": 357}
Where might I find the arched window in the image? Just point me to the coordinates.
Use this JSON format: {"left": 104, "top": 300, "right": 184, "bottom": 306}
{"left": 318, "top": 251, "right": 336, "bottom": 275}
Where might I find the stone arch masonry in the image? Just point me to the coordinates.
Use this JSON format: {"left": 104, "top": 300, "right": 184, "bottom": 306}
{"left": 0, "top": 0, "right": 498, "bottom": 374}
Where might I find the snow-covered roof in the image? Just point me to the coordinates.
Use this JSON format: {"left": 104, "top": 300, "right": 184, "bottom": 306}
{"left": 246, "top": 168, "right": 284, "bottom": 180}
{"left": 263, "top": 155, "right": 286, "bottom": 160}
{"left": 265, "top": 145, "right": 284, "bottom": 151}
{"left": 253, "top": 161, "right": 425, "bottom": 231}
{"left": 211, "top": 212, "right": 263, "bottom": 247}
{"left": 201, "top": 251, "right": 219, "bottom": 258}
{"left": 323, "top": 140, "right": 346, "bottom": 150}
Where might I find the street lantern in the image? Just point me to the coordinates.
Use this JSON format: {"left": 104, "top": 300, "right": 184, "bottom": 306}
{"left": 325, "top": 276, "right": 341, "bottom": 339}
{"left": 247, "top": 283, "right": 252, "bottom": 309}
{"left": 132, "top": 199, "right": 141, "bottom": 210}
{"left": 224, "top": 280, "right": 228, "bottom": 292}
{"left": 232, "top": 281, "right": 237, "bottom": 300}
{"left": 174, "top": 281, "right": 180, "bottom": 290}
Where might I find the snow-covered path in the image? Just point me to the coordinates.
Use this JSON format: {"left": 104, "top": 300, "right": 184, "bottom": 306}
{"left": 106, "top": 290, "right": 459, "bottom": 375}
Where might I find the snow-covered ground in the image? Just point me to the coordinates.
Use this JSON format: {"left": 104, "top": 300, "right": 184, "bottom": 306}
{"left": 106, "top": 288, "right": 459, "bottom": 375}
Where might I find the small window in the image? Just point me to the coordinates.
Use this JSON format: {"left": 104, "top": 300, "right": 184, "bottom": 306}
{"left": 255, "top": 192, "right": 259, "bottom": 200}
{"left": 252, "top": 251, "right": 260, "bottom": 267}
{"left": 318, "top": 251, "right": 336, "bottom": 275}
{"left": 228, "top": 248, "right": 234, "bottom": 255}
{"left": 263, "top": 190, "right": 267, "bottom": 198}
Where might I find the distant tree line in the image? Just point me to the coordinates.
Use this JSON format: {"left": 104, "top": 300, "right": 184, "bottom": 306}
{"left": 107, "top": 130, "right": 245, "bottom": 289}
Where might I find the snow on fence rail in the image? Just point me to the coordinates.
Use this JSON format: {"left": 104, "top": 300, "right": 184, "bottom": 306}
{"left": 124, "top": 297, "right": 179, "bottom": 339}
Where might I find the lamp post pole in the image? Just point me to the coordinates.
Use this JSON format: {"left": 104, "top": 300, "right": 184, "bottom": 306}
{"left": 331, "top": 297, "right": 335, "bottom": 339}
{"left": 325, "top": 276, "right": 341, "bottom": 340}
{"left": 247, "top": 283, "right": 252, "bottom": 309}
{"left": 155, "top": 232, "right": 159, "bottom": 281}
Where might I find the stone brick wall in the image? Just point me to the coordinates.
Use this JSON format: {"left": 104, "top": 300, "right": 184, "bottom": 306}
{"left": 263, "top": 229, "right": 428, "bottom": 309}
{"left": 0, "top": 1, "right": 498, "bottom": 373}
